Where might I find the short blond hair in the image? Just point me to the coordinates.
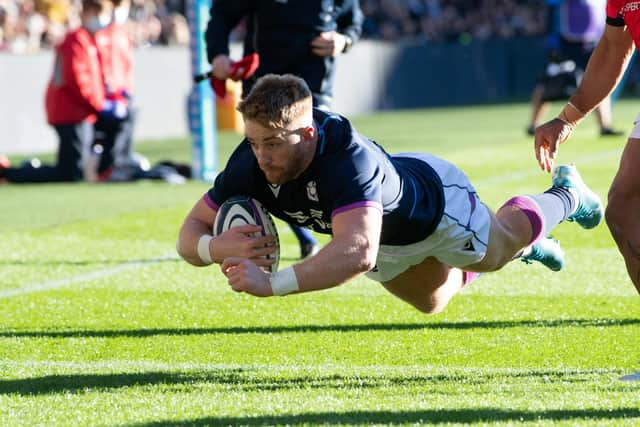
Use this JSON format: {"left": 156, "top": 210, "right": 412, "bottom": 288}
{"left": 237, "top": 74, "right": 313, "bottom": 128}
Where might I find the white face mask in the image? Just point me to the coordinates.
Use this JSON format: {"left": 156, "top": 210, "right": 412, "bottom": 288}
{"left": 114, "top": 7, "right": 129, "bottom": 24}
{"left": 86, "top": 14, "right": 111, "bottom": 32}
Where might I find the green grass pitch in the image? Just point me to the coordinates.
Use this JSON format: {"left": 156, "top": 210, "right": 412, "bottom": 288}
{"left": 1, "top": 101, "right": 639, "bottom": 426}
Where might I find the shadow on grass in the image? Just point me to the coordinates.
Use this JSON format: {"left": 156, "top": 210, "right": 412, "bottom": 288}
{"left": 1, "top": 318, "right": 638, "bottom": 338}
{"left": 0, "top": 368, "right": 616, "bottom": 396}
{"left": 126, "top": 408, "right": 640, "bottom": 426}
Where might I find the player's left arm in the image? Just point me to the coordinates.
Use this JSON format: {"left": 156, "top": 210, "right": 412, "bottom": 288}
{"left": 178, "top": 140, "right": 278, "bottom": 267}
{"left": 221, "top": 205, "right": 382, "bottom": 297}
{"left": 177, "top": 197, "right": 218, "bottom": 266}
{"left": 177, "top": 197, "right": 275, "bottom": 267}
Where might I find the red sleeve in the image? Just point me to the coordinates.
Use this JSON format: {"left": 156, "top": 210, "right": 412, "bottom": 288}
{"left": 99, "top": 25, "right": 135, "bottom": 96}
{"left": 61, "top": 33, "right": 105, "bottom": 112}
{"left": 606, "top": 0, "right": 625, "bottom": 21}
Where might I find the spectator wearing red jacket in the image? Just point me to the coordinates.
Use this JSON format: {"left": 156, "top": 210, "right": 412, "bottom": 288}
{"left": 0, "top": 0, "right": 126, "bottom": 183}
{"left": 98, "top": 0, "right": 134, "bottom": 98}
{"left": 93, "top": 0, "right": 138, "bottom": 179}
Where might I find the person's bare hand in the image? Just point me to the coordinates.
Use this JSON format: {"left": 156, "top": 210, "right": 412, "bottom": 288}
{"left": 211, "top": 54, "right": 233, "bottom": 80}
{"left": 310, "top": 32, "right": 346, "bottom": 57}
{"left": 221, "top": 257, "right": 273, "bottom": 297}
{"left": 534, "top": 118, "right": 575, "bottom": 172}
{"left": 211, "top": 224, "right": 276, "bottom": 268}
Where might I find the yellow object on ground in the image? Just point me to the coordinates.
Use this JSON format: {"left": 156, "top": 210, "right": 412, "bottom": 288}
{"left": 216, "top": 80, "right": 244, "bottom": 133}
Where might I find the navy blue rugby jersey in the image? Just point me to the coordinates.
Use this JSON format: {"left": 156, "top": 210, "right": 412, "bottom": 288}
{"left": 205, "top": 109, "right": 444, "bottom": 245}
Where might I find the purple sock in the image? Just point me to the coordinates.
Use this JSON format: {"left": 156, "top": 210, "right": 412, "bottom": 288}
{"left": 526, "top": 188, "right": 576, "bottom": 236}
{"left": 501, "top": 196, "right": 544, "bottom": 245}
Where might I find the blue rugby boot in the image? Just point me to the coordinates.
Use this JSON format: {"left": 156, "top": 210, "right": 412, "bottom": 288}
{"left": 521, "top": 237, "right": 565, "bottom": 272}
{"left": 552, "top": 164, "right": 603, "bottom": 229}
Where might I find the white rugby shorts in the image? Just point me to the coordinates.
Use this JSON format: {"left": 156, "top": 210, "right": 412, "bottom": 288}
{"left": 365, "top": 153, "right": 491, "bottom": 283}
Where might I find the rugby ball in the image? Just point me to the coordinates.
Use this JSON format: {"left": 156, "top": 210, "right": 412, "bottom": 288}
{"left": 213, "top": 195, "right": 280, "bottom": 272}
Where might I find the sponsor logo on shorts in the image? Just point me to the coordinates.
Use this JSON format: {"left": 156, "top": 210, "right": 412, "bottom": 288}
{"left": 463, "top": 239, "right": 475, "bottom": 251}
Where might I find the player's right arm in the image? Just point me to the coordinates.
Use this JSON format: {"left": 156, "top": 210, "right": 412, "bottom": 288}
{"left": 569, "top": 22, "right": 634, "bottom": 119}
{"left": 292, "top": 205, "right": 382, "bottom": 291}
{"left": 177, "top": 197, "right": 276, "bottom": 267}
{"left": 534, "top": 21, "right": 634, "bottom": 171}
{"left": 221, "top": 204, "right": 382, "bottom": 297}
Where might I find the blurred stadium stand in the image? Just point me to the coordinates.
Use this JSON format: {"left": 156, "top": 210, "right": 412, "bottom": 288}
{"left": 1, "top": 0, "right": 545, "bottom": 53}
{"left": 2, "top": 0, "right": 638, "bottom": 155}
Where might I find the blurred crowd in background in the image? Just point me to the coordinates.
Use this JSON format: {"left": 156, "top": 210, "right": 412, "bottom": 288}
{"left": 0, "top": 0, "right": 189, "bottom": 53}
{"left": 1, "top": 0, "right": 546, "bottom": 53}
{"left": 361, "top": 0, "right": 545, "bottom": 42}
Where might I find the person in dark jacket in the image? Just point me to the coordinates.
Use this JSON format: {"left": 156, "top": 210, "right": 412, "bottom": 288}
{"left": 204, "top": 0, "right": 363, "bottom": 257}
{"left": 205, "top": 0, "right": 363, "bottom": 109}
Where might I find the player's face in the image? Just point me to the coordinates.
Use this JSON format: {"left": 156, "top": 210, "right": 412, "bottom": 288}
{"left": 245, "top": 119, "right": 314, "bottom": 185}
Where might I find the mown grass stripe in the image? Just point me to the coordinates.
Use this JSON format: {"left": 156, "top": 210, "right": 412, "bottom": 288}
{"left": 0, "top": 254, "right": 178, "bottom": 299}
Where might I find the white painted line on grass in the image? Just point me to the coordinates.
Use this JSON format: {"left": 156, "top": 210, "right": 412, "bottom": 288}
{"left": 0, "top": 254, "right": 179, "bottom": 299}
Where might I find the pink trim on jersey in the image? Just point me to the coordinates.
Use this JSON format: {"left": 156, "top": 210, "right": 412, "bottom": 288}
{"left": 331, "top": 201, "right": 383, "bottom": 218}
{"left": 203, "top": 193, "right": 219, "bottom": 211}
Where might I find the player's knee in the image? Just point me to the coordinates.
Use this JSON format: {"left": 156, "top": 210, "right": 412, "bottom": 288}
{"left": 606, "top": 191, "right": 627, "bottom": 243}
{"left": 412, "top": 297, "right": 447, "bottom": 315}
{"left": 484, "top": 216, "right": 528, "bottom": 271}
{"left": 475, "top": 251, "right": 507, "bottom": 272}
{"left": 473, "top": 242, "right": 511, "bottom": 273}
{"left": 412, "top": 286, "right": 454, "bottom": 314}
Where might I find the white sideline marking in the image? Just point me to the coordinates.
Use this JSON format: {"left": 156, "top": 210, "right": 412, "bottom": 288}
{"left": 0, "top": 147, "right": 623, "bottom": 299}
{"left": 0, "top": 254, "right": 179, "bottom": 299}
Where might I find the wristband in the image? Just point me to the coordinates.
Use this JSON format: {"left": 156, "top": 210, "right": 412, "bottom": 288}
{"left": 558, "top": 101, "right": 585, "bottom": 127}
{"left": 567, "top": 101, "right": 585, "bottom": 116}
{"left": 269, "top": 266, "right": 299, "bottom": 296}
{"left": 197, "top": 234, "right": 214, "bottom": 264}
{"left": 556, "top": 116, "right": 576, "bottom": 130}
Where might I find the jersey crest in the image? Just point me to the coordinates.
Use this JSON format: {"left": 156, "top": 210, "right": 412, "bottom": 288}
{"left": 306, "top": 181, "right": 319, "bottom": 202}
